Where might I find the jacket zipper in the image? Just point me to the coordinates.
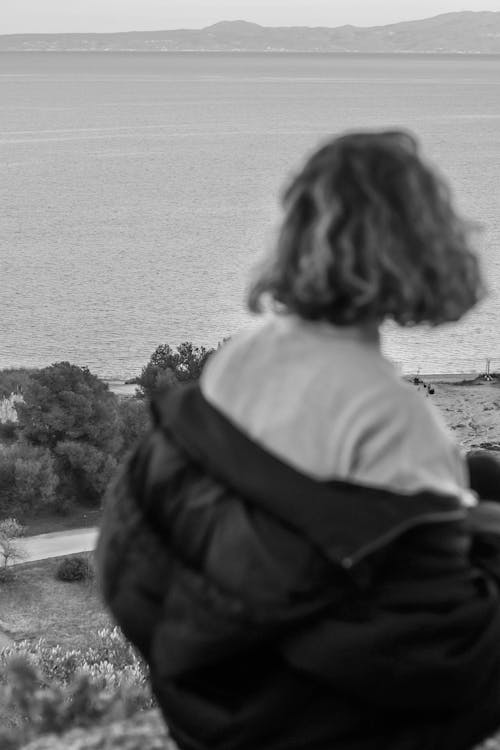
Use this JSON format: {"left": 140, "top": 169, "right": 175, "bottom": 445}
{"left": 340, "top": 509, "right": 467, "bottom": 569}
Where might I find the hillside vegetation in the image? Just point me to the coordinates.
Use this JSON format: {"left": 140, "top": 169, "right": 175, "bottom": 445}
{"left": 0, "top": 12, "right": 499, "bottom": 53}
{"left": 0, "top": 343, "right": 209, "bottom": 524}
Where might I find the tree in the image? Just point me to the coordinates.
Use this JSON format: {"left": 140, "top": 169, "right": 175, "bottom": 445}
{"left": 14, "top": 448, "right": 59, "bottom": 513}
{"left": 55, "top": 441, "right": 117, "bottom": 506}
{"left": 0, "top": 444, "right": 58, "bottom": 517}
{"left": 134, "top": 363, "right": 177, "bottom": 402}
{"left": 16, "top": 362, "right": 121, "bottom": 454}
{"left": 0, "top": 517, "right": 26, "bottom": 571}
{"left": 117, "top": 398, "right": 150, "bottom": 457}
{"left": 0, "top": 368, "right": 34, "bottom": 399}
{"left": 0, "top": 448, "right": 17, "bottom": 515}
{"left": 136, "top": 342, "right": 214, "bottom": 400}
{"left": 16, "top": 363, "right": 122, "bottom": 508}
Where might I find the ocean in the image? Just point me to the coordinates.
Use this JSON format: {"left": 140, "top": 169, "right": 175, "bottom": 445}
{"left": 1, "top": 51, "right": 499, "bottom": 379}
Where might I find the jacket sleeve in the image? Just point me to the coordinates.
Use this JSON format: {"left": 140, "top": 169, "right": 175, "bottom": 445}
{"left": 468, "top": 502, "right": 500, "bottom": 583}
{"left": 96, "top": 430, "right": 179, "bottom": 660}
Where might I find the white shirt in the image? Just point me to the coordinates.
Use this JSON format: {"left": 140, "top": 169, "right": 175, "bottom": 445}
{"left": 201, "top": 314, "right": 473, "bottom": 505}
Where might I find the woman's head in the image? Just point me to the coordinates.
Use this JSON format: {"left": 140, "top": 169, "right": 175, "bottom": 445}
{"left": 248, "top": 130, "right": 483, "bottom": 326}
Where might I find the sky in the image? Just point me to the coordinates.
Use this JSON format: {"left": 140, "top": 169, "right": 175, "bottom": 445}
{"left": 1, "top": 1, "right": 499, "bottom": 35}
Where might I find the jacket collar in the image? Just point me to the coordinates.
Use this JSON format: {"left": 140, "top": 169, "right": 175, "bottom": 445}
{"left": 152, "top": 384, "right": 466, "bottom": 569}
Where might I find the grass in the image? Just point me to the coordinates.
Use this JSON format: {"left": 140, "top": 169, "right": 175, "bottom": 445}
{"left": 0, "top": 555, "right": 111, "bottom": 648}
{"left": 0, "top": 554, "right": 122, "bottom": 740}
{"left": 20, "top": 509, "right": 102, "bottom": 537}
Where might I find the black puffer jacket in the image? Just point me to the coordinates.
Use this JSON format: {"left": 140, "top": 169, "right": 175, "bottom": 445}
{"left": 97, "top": 384, "right": 500, "bottom": 750}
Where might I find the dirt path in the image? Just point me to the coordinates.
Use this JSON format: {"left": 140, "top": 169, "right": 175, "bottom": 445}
{"left": 12, "top": 527, "right": 99, "bottom": 566}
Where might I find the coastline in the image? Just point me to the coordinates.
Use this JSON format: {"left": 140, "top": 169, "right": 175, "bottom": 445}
{"left": 3, "top": 373, "right": 497, "bottom": 450}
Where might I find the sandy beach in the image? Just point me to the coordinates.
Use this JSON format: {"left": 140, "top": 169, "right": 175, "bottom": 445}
{"left": 412, "top": 377, "right": 500, "bottom": 452}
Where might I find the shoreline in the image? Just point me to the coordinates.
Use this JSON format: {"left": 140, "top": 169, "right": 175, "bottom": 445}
{"left": 104, "top": 372, "right": 494, "bottom": 389}
{"left": 2, "top": 374, "right": 498, "bottom": 450}
{"left": 404, "top": 373, "right": 484, "bottom": 383}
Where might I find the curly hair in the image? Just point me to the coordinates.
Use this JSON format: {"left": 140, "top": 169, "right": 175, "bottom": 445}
{"left": 248, "top": 130, "right": 483, "bottom": 326}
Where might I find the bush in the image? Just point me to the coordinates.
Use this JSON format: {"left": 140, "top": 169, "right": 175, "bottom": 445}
{"left": 0, "top": 708, "right": 168, "bottom": 750}
{"left": 0, "top": 517, "right": 26, "bottom": 572}
{"left": 15, "top": 362, "right": 122, "bottom": 509}
{"left": 0, "top": 444, "right": 58, "bottom": 517}
{"left": 0, "top": 368, "right": 34, "bottom": 399}
{"left": 0, "top": 626, "right": 149, "bottom": 689}
{"left": 0, "top": 565, "right": 15, "bottom": 585}
{"left": 0, "top": 518, "right": 25, "bottom": 539}
{"left": 16, "top": 363, "right": 122, "bottom": 453}
{"left": 0, "top": 626, "right": 154, "bottom": 747}
{"left": 0, "top": 658, "right": 153, "bottom": 748}
{"left": 53, "top": 497, "right": 73, "bottom": 516}
{"left": 136, "top": 341, "right": 214, "bottom": 399}
{"left": 117, "top": 398, "right": 149, "bottom": 457}
{"left": 0, "top": 449, "right": 16, "bottom": 514}
{"left": 55, "top": 441, "right": 118, "bottom": 508}
{"left": 56, "top": 555, "right": 94, "bottom": 583}
{"left": 0, "top": 421, "right": 18, "bottom": 443}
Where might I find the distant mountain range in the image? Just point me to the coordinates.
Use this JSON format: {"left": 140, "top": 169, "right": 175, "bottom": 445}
{"left": 1, "top": 12, "right": 500, "bottom": 54}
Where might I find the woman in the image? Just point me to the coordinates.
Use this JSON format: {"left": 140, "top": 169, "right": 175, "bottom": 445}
{"left": 97, "top": 131, "right": 500, "bottom": 749}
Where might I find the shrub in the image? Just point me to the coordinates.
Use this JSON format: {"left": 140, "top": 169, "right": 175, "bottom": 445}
{"left": 0, "top": 518, "right": 25, "bottom": 539}
{"left": 117, "top": 398, "right": 149, "bottom": 457}
{"left": 0, "top": 421, "right": 18, "bottom": 443}
{"left": 54, "top": 496, "right": 73, "bottom": 516}
{"left": 56, "top": 555, "right": 94, "bottom": 583}
{"left": 0, "top": 444, "right": 58, "bottom": 517}
{"left": 16, "top": 363, "right": 121, "bottom": 452}
{"left": 0, "top": 626, "right": 150, "bottom": 693}
{"left": 0, "top": 449, "right": 16, "bottom": 514}
{"left": 0, "top": 517, "right": 26, "bottom": 573}
{"left": 15, "top": 362, "right": 123, "bottom": 509}
{"left": 0, "top": 657, "right": 153, "bottom": 748}
{"left": 14, "top": 452, "right": 59, "bottom": 513}
{"left": 55, "top": 441, "right": 118, "bottom": 508}
{"left": 0, "top": 708, "right": 168, "bottom": 750}
{"left": 0, "top": 626, "right": 154, "bottom": 747}
{"left": 0, "top": 368, "right": 34, "bottom": 399}
{"left": 0, "top": 565, "right": 15, "bottom": 584}
{"left": 136, "top": 341, "right": 214, "bottom": 399}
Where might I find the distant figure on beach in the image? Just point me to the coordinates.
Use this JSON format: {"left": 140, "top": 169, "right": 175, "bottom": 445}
{"left": 98, "top": 131, "right": 500, "bottom": 750}
{"left": 411, "top": 376, "right": 435, "bottom": 395}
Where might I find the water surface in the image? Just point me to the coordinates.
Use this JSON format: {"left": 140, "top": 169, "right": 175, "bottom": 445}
{"left": 1, "top": 52, "right": 499, "bottom": 377}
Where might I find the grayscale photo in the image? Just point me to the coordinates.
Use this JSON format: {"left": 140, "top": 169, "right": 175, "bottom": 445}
{"left": 1, "top": 1, "right": 500, "bottom": 748}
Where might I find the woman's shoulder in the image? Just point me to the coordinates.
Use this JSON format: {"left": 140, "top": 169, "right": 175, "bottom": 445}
{"left": 349, "top": 375, "right": 472, "bottom": 500}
